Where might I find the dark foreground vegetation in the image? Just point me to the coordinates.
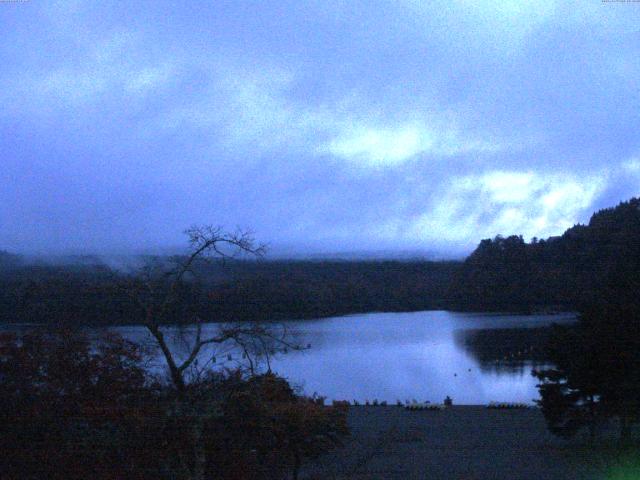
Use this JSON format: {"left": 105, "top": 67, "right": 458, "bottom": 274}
{"left": 534, "top": 301, "right": 640, "bottom": 445}
{"left": 0, "top": 329, "right": 348, "bottom": 480}
{"left": 530, "top": 199, "right": 640, "bottom": 445}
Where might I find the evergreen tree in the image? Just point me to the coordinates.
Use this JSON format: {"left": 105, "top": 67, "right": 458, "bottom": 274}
{"left": 534, "top": 301, "right": 640, "bottom": 443}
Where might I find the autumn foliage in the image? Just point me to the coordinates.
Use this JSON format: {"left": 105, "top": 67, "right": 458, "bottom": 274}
{"left": 0, "top": 330, "right": 348, "bottom": 480}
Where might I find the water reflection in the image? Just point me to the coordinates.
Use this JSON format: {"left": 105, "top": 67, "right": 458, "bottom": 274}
{"left": 3, "top": 311, "right": 576, "bottom": 405}
{"left": 264, "top": 311, "right": 575, "bottom": 404}
{"left": 453, "top": 326, "right": 555, "bottom": 374}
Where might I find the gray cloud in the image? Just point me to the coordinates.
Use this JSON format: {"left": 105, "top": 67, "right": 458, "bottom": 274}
{"left": 1, "top": 0, "right": 639, "bottom": 256}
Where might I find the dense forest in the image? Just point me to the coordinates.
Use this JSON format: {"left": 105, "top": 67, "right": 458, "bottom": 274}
{"left": 451, "top": 197, "right": 640, "bottom": 312}
{"left": 0, "top": 254, "right": 460, "bottom": 326}
{"left": 1, "top": 197, "right": 639, "bottom": 326}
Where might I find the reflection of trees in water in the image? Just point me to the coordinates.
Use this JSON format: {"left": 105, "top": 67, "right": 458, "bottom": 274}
{"left": 455, "top": 327, "right": 554, "bottom": 373}
{"left": 476, "top": 361, "right": 550, "bottom": 376}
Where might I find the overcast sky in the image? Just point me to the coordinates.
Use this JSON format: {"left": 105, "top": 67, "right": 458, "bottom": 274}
{"left": 1, "top": 0, "right": 639, "bottom": 257}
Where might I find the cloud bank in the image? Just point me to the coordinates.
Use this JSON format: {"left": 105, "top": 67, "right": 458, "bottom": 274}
{"left": 0, "top": 0, "right": 639, "bottom": 256}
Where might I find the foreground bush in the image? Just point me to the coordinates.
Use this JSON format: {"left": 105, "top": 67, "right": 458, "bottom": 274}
{"left": 200, "top": 372, "right": 349, "bottom": 479}
{"left": 0, "top": 330, "right": 348, "bottom": 480}
{"left": 0, "top": 329, "right": 162, "bottom": 479}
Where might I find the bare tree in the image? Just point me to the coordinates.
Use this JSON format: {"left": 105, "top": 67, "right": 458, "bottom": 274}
{"left": 122, "top": 226, "right": 302, "bottom": 393}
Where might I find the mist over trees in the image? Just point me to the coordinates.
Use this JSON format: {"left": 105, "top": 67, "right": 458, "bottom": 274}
{"left": 0, "top": 250, "right": 21, "bottom": 271}
{"left": 1, "top": 197, "right": 640, "bottom": 326}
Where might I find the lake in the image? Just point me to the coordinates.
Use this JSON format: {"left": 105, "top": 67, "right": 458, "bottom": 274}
{"left": 110, "top": 310, "right": 576, "bottom": 405}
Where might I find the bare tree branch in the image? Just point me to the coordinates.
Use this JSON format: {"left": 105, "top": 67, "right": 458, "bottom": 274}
{"left": 120, "top": 226, "right": 297, "bottom": 394}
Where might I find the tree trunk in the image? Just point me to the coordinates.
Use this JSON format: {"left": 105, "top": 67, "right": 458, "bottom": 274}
{"left": 149, "top": 325, "right": 186, "bottom": 392}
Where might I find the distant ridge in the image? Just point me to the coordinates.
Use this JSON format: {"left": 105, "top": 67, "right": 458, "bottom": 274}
{"left": 265, "top": 247, "right": 466, "bottom": 262}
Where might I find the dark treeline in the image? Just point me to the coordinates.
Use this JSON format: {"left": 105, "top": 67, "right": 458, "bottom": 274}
{"left": 451, "top": 197, "right": 640, "bottom": 312}
{"left": 0, "top": 254, "right": 460, "bottom": 326}
{"left": 205, "top": 260, "right": 458, "bottom": 321}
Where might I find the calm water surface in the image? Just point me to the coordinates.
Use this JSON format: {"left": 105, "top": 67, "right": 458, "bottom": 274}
{"left": 112, "top": 310, "right": 576, "bottom": 405}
